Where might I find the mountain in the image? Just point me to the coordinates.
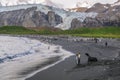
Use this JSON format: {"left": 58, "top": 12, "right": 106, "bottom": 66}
{"left": 75, "top": 1, "right": 93, "bottom": 8}
{"left": 0, "top": 3, "right": 97, "bottom": 30}
{"left": 41, "top": 0, "right": 63, "bottom": 8}
{"left": 0, "top": 0, "right": 120, "bottom": 30}
{"left": 0, "top": 6, "right": 63, "bottom": 28}
{"left": 112, "top": 0, "right": 120, "bottom": 6}
{"left": 0, "top": 0, "right": 63, "bottom": 8}
{"left": 0, "top": 0, "right": 29, "bottom": 6}
{"left": 67, "top": 0, "right": 117, "bottom": 12}
{"left": 75, "top": 0, "right": 117, "bottom": 8}
{"left": 86, "top": 3, "right": 111, "bottom": 13}
{"left": 70, "top": 0, "right": 120, "bottom": 29}
{"left": 68, "top": 7, "right": 88, "bottom": 12}
{"left": 0, "top": 0, "right": 118, "bottom": 8}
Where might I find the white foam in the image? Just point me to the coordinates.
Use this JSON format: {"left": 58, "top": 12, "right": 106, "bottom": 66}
{"left": 0, "top": 36, "right": 73, "bottom": 80}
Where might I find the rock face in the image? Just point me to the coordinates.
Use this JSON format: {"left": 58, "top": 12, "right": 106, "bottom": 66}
{"left": 0, "top": 7, "right": 62, "bottom": 28}
{"left": 0, "top": 1, "right": 120, "bottom": 30}
{"left": 47, "top": 11, "right": 62, "bottom": 27}
{"left": 71, "top": 18, "right": 83, "bottom": 29}
{"left": 71, "top": 1, "right": 120, "bottom": 28}
{"left": 86, "top": 3, "right": 111, "bottom": 13}
{"left": 68, "top": 7, "right": 88, "bottom": 12}
{"left": 83, "top": 17, "right": 102, "bottom": 27}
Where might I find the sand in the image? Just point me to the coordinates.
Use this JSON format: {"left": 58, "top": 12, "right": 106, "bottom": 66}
{"left": 11, "top": 35, "right": 120, "bottom": 80}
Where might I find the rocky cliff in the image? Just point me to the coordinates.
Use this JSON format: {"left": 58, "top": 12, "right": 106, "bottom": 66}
{"left": 47, "top": 11, "right": 62, "bottom": 27}
{"left": 0, "top": 6, "right": 62, "bottom": 28}
{"left": 71, "top": 1, "right": 120, "bottom": 29}
{"left": 0, "top": 0, "right": 120, "bottom": 30}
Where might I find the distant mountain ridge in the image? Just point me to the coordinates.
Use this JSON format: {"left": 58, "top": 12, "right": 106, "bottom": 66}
{"left": 70, "top": 0, "right": 120, "bottom": 29}
{"left": 0, "top": 0, "right": 63, "bottom": 8}
{"left": 0, "top": 0, "right": 118, "bottom": 8}
{"left": 0, "top": 0, "right": 120, "bottom": 30}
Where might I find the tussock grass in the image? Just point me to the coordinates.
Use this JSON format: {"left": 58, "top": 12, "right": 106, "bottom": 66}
{"left": 0, "top": 26, "right": 120, "bottom": 38}
{"left": 0, "top": 26, "right": 36, "bottom": 34}
{"left": 60, "top": 27, "right": 120, "bottom": 38}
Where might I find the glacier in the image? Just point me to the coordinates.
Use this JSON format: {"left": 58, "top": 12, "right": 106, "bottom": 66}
{"left": 0, "top": 4, "right": 98, "bottom": 30}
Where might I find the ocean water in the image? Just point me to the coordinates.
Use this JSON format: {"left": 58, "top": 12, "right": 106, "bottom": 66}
{"left": 0, "top": 36, "right": 73, "bottom": 80}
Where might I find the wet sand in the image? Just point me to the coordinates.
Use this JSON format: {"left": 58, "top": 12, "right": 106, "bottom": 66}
{"left": 17, "top": 35, "right": 120, "bottom": 80}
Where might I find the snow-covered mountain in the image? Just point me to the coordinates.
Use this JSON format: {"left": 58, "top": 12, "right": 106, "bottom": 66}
{"left": 41, "top": 0, "right": 63, "bottom": 8}
{"left": 75, "top": 0, "right": 117, "bottom": 8}
{"left": 112, "top": 0, "right": 120, "bottom": 6}
{"left": 0, "top": 4, "right": 97, "bottom": 30}
{"left": 0, "top": 0, "right": 63, "bottom": 8}
{"left": 0, "top": 0, "right": 120, "bottom": 30}
{"left": 0, "top": 0, "right": 118, "bottom": 8}
{"left": 76, "top": 1, "right": 90, "bottom": 8}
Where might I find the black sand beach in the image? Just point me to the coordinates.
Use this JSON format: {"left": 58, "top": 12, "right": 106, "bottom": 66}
{"left": 22, "top": 35, "right": 120, "bottom": 80}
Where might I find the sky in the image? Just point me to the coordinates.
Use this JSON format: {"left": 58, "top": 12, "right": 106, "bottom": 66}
{"left": 0, "top": 0, "right": 118, "bottom": 8}
{"left": 50, "top": 0, "right": 118, "bottom": 8}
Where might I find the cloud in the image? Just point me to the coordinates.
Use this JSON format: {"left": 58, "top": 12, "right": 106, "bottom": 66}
{"left": 0, "top": 0, "right": 118, "bottom": 8}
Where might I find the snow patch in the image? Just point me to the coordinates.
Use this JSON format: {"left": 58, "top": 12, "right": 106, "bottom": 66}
{"left": 112, "top": 0, "right": 120, "bottom": 7}
{"left": 112, "top": 9, "right": 116, "bottom": 11}
{"left": 104, "top": 6, "right": 109, "bottom": 9}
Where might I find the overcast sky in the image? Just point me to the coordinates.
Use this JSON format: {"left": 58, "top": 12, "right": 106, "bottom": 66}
{"left": 50, "top": 0, "right": 117, "bottom": 8}
{"left": 0, "top": 0, "right": 118, "bottom": 8}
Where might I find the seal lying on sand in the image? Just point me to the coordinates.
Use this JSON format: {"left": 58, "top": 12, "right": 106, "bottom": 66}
{"left": 85, "top": 53, "right": 98, "bottom": 62}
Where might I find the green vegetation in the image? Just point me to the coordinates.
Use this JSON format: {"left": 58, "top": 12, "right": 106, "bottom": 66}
{"left": 0, "top": 26, "right": 120, "bottom": 38}
{"left": 62, "top": 27, "right": 120, "bottom": 38}
{"left": 0, "top": 26, "right": 36, "bottom": 34}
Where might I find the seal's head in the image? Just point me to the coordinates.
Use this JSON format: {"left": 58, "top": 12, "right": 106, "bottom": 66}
{"left": 85, "top": 53, "right": 89, "bottom": 56}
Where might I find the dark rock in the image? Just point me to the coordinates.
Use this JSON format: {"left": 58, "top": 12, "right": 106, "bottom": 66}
{"left": 0, "top": 7, "right": 63, "bottom": 28}
{"left": 55, "top": 14, "right": 63, "bottom": 25}
{"left": 71, "top": 18, "right": 83, "bottom": 29}
{"left": 47, "top": 11, "right": 62, "bottom": 27}
{"left": 71, "top": 4, "right": 120, "bottom": 29}
{"left": 86, "top": 3, "right": 110, "bottom": 13}
{"left": 83, "top": 17, "right": 102, "bottom": 27}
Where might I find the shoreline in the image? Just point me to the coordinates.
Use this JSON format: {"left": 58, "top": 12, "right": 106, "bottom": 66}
{"left": 0, "top": 35, "right": 73, "bottom": 80}
{"left": 1, "top": 34, "right": 120, "bottom": 80}
{"left": 24, "top": 55, "right": 73, "bottom": 80}
{"left": 25, "top": 35, "right": 120, "bottom": 80}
